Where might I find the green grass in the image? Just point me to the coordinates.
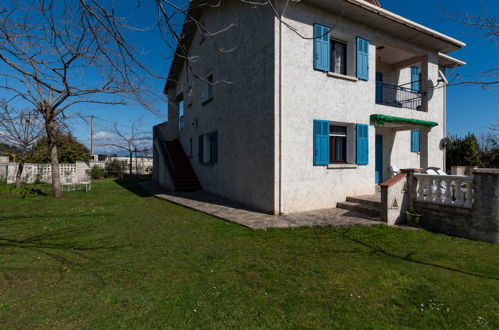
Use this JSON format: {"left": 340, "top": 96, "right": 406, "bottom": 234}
{"left": 0, "top": 179, "right": 498, "bottom": 329}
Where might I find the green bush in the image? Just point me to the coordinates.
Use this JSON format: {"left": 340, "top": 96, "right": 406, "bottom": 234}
{"left": 88, "top": 166, "right": 106, "bottom": 179}
{"left": 0, "top": 185, "right": 42, "bottom": 195}
{"left": 34, "top": 173, "right": 43, "bottom": 185}
{"left": 105, "top": 159, "right": 127, "bottom": 178}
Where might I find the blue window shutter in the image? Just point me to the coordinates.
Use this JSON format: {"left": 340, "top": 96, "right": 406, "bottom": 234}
{"left": 210, "top": 131, "right": 218, "bottom": 163}
{"left": 198, "top": 134, "right": 204, "bottom": 163}
{"left": 313, "top": 120, "right": 329, "bottom": 165}
{"left": 411, "top": 66, "right": 420, "bottom": 92}
{"left": 356, "top": 37, "right": 369, "bottom": 80}
{"left": 313, "top": 24, "right": 330, "bottom": 71}
{"left": 356, "top": 124, "right": 369, "bottom": 165}
{"left": 411, "top": 129, "right": 420, "bottom": 152}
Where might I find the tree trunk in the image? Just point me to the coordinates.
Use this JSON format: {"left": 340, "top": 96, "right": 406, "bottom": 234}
{"left": 129, "top": 151, "right": 133, "bottom": 177}
{"left": 43, "top": 109, "right": 62, "bottom": 197}
{"left": 15, "top": 161, "right": 24, "bottom": 188}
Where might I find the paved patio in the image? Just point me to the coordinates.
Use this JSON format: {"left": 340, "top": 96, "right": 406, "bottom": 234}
{"left": 139, "top": 181, "right": 385, "bottom": 230}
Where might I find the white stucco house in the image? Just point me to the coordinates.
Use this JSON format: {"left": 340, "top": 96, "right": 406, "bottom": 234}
{"left": 153, "top": 0, "right": 466, "bottom": 214}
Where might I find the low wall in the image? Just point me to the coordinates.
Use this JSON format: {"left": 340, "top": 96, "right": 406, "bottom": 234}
{"left": 451, "top": 166, "right": 477, "bottom": 176}
{"left": 413, "top": 169, "right": 499, "bottom": 244}
{"left": 2, "top": 158, "right": 154, "bottom": 184}
{"left": 381, "top": 168, "right": 499, "bottom": 243}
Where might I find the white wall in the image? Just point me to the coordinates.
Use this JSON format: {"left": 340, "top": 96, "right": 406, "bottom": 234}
{"left": 276, "top": 1, "right": 446, "bottom": 213}
{"left": 157, "top": 0, "right": 449, "bottom": 214}
{"left": 161, "top": 0, "right": 277, "bottom": 212}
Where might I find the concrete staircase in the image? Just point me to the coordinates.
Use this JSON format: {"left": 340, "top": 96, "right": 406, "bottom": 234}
{"left": 165, "top": 140, "right": 202, "bottom": 191}
{"left": 336, "top": 194, "right": 381, "bottom": 218}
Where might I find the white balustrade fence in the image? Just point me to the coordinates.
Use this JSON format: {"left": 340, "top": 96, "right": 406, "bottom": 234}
{"left": 3, "top": 157, "right": 153, "bottom": 184}
{"left": 414, "top": 174, "right": 474, "bottom": 208}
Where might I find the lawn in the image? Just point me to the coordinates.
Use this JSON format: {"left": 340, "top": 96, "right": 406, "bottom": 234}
{"left": 0, "top": 179, "right": 498, "bottom": 329}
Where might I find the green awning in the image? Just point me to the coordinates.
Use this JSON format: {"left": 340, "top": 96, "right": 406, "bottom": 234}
{"left": 370, "top": 114, "right": 438, "bottom": 128}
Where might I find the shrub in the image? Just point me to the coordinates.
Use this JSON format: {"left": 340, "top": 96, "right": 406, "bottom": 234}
{"left": 105, "top": 159, "right": 127, "bottom": 178}
{"left": 34, "top": 173, "right": 43, "bottom": 184}
{"left": 88, "top": 165, "right": 106, "bottom": 179}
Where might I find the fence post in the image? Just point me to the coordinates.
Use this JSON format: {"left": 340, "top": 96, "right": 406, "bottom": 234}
{"left": 401, "top": 169, "right": 422, "bottom": 210}
{"left": 471, "top": 169, "right": 499, "bottom": 243}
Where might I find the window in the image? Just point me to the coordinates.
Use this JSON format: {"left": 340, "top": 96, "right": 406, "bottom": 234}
{"left": 331, "top": 40, "right": 347, "bottom": 75}
{"left": 356, "top": 37, "right": 369, "bottom": 80}
{"left": 330, "top": 125, "right": 347, "bottom": 163}
{"left": 314, "top": 24, "right": 367, "bottom": 79}
{"left": 198, "top": 131, "right": 218, "bottom": 164}
{"left": 178, "top": 97, "right": 184, "bottom": 130}
{"left": 411, "top": 66, "right": 420, "bottom": 93}
{"left": 203, "top": 73, "right": 214, "bottom": 104}
{"left": 314, "top": 121, "right": 364, "bottom": 166}
{"left": 411, "top": 129, "right": 420, "bottom": 152}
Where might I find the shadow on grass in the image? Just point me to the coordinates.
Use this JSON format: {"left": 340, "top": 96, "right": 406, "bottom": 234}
{"left": 338, "top": 228, "right": 499, "bottom": 281}
{"left": 0, "top": 227, "right": 127, "bottom": 285}
{"left": 114, "top": 178, "right": 151, "bottom": 197}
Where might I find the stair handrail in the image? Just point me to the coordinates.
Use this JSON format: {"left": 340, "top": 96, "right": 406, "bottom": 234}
{"left": 153, "top": 125, "right": 177, "bottom": 188}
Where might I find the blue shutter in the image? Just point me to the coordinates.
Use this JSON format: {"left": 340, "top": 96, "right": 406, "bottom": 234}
{"left": 198, "top": 134, "right": 204, "bottom": 163}
{"left": 411, "top": 66, "right": 420, "bottom": 93}
{"left": 411, "top": 129, "right": 420, "bottom": 152}
{"left": 356, "top": 124, "right": 369, "bottom": 165}
{"left": 313, "top": 120, "right": 329, "bottom": 165}
{"left": 313, "top": 24, "right": 330, "bottom": 71}
{"left": 356, "top": 37, "right": 369, "bottom": 80}
{"left": 210, "top": 131, "right": 218, "bottom": 163}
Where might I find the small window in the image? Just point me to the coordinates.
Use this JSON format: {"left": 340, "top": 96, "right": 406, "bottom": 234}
{"left": 203, "top": 73, "right": 214, "bottom": 104}
{"left": 330, "top": 125, "right": 347, "bottom": 163}
{"left": 199, "top": 131, "right": 218, "bottom": 164}
{"left": 178, "top": 98, "right": 184, "bottom": 130}
{"left": 331, "top": 40, "right": 347, "bottom": 75}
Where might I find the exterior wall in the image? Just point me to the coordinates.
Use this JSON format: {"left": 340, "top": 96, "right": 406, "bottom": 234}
{"left": 414, "top": 171, "right": 499, "bottom": 244}
{"left": 381, "top": 169, "right": 499, "bottom": 244}
{"left": 161, "top": 0, "right": 276, "bottom": 212}
{"left": 277, "top": 1, "right": 446, "bottom": 212}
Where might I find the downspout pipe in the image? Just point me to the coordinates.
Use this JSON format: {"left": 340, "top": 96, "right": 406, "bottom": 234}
{"left": 278, "top": 0, "right": 290, "bottom": 215}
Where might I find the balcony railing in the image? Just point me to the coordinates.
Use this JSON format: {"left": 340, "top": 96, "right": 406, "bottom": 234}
{"left": 376, "top": 82, "right": 422, "bottom": 111}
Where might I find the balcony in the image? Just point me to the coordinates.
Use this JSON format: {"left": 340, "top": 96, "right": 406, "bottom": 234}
{"left": 376, "top": 81, "right": 422, "bottom": 111}
{"left": 375, "top": 40, "right": 428, "bottom": 112}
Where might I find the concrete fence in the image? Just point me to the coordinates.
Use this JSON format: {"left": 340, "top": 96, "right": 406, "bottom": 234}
{"left": 0, "top": 157, "right": 153, "bottom": 184}
{"left": 381, "top": 168, "right": 499, "bottom": 244}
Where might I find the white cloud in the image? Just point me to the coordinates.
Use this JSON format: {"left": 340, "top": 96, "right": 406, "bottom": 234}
{"left": 94, "top": 131, "right": 113, "bottom": 139}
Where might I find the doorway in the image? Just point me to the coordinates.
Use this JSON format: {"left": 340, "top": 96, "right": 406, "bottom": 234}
{"left": 375, "top": 134, "right": 383, "bottom": 183}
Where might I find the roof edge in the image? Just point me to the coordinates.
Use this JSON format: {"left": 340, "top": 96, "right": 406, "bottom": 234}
{"left": 345, "top": 0, "right": 466, "bottom": 50}
{"left": 438, "top": 52, "right": 466, "bottom": 67}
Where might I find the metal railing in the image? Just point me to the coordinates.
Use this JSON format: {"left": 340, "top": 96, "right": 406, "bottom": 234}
{"left": 376, "top": 82, "right": 422, "bottom": 111}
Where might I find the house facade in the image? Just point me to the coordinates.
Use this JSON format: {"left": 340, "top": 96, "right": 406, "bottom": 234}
{"left": 153, "top": 0, "right": 465, "bottom": 214}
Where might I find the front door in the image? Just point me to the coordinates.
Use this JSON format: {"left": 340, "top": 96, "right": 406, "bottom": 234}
{"left": 375, "top": 134, "right": 383, "bottom": 183}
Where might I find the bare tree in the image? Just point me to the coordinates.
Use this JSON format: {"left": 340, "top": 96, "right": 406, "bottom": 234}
{"left": 0, "top": 101, "right": 44, "bottom": 188}
{"left": 0, "top": 0, "right": 150, "bottom": 197}
{"left": 100, "top": 121, "right": 151, "bottom": 177}
{"left": 445, "top": 5, "right": 499, "bottom": 89}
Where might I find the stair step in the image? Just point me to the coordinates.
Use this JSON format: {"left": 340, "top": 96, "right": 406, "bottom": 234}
{"left": 336, "top": 201, "right": 381, "bottom": 217}
{"left": 346, "top": 196, "right": 381, "bottom": 208}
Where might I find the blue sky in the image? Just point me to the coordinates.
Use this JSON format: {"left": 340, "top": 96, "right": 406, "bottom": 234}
{"left": 65, "top": 0, "right": 498, "bottom": 153}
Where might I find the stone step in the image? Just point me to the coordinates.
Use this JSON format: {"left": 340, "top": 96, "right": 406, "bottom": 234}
{"left": 336, "top": 201, "right": 381, "bottom": 218}
{"left": 346, "top": 196, "right": 381, "bottom": 208}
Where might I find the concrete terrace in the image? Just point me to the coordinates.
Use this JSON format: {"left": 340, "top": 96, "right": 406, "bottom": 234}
{"left": 139, "top": 181, "right": 385, "bottom": 230}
